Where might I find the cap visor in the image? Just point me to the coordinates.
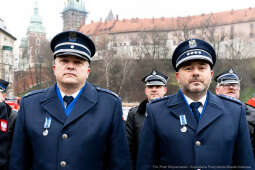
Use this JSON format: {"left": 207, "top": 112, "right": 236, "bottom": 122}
{"left": 55, "top": 52, "right": 90, "bottom": 61}
{"left": 146, "top": 81, "right": 165, "bottom": 86}
{"left": 220, "top": 80, "right": 240, "bottom": 85}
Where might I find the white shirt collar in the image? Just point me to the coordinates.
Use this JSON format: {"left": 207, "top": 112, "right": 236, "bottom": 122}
{"left": 59, "top": 90, "right": 80, "bottom": 99}
{"left": 184, "top": 94, "right": 207, "bottom": 114}
{"left": 184, "top": 94, "right": 207, "bottom": 106}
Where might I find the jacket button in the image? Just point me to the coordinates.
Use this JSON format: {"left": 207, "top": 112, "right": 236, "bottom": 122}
{"left": 195, "top": 141, "right": 201, "bottom": 146}
{"left": 62, "top": 133, "right": 68, "bottom": 139}
{"left": 60, "top": 161, "right": 67, "bottom": 167}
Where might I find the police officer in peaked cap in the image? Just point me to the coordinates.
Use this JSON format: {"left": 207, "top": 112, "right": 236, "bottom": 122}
{"left": 0, "top": 79, "right": 17, "bottom": 170}
{"left": 215, "top": 68, "right": 240, "bottom": 99}
{"left": 215, "top": 68, "right": 255, "bottom": 157}
{"left": 9, "top": 31, "right": 131, "bottom": 170}
{"left": 126, "top": 69, "right": 168, "bottom": 170}
{"left": 137, "top": 39, "right": 254, "bottom": 170}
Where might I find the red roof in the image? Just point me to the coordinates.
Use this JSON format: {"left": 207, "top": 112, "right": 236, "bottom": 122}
{"left": 80, "top": 7, "right": 255, "bottom": 35}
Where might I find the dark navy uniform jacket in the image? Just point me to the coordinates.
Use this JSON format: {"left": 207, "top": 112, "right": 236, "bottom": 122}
{"left": 137, "top": 91, "right": 255, "bottom": 170}
{"left": 9, "top": 82, "right": 130, "bottom": 170}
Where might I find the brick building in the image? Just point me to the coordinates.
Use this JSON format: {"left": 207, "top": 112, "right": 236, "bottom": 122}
{"left": 19, "top": 0, "right": 46, "bottom": 71}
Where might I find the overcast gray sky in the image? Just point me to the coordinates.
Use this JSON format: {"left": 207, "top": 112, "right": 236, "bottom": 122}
{"left": 1, "top": 0, "right": 255, "bottom": 41}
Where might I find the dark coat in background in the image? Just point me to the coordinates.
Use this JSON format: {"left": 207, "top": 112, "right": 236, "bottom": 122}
{"left": 126, "top": 99, "right": 148, "bottom": 170}
{"left": 0, "top": 102, "right": 17, "bottom": 170}
{"left": 246, "top": 104, "right": 255, "bottom": 157}
{"left": 9, "top": 82, "right": 130, "bottom": 170}
{"left": 137, "top": 91, "right": 254, "bottom": 170}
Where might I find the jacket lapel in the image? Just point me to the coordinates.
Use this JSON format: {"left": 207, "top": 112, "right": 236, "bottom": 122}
{"left": 64, "top": 82, "right": 97, "bottom": 127}
{"left": 167, "top": 91, "right": 198, "bottom": 131}
{"left": 197, "top": 92, "right": 223, "bottom": 134}
{"left": 40, "top": 84, "right": 67, "bottom": 124}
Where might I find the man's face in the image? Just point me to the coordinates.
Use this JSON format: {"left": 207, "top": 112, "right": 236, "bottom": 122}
{"left": 0, "top": 92, "right": 6, "bottom": 102}
{"left": 52, "top": 56, "right": 90, "bottom": 88}
{"left": 176, "top": 60, "right": 213, "bottom": 96}
{"left": 145, "top": 85, "right": 167, "bottom": 101}
{"left": 216, "top": 83, "right": 240, "bottom": 99}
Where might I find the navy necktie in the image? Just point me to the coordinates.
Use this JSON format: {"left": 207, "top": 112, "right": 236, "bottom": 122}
{"left": 190, "top": 102, "right": 201, "bottom": 123}
{"left": 63, "top": 95, "right": 74, "bottom": 107}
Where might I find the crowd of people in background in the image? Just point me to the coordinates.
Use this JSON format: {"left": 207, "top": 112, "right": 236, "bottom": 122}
{"left": 0, "top": 30, "right": 254, "bottom": 170}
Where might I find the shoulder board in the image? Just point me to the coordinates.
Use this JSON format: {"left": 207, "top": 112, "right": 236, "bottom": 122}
{"left": 218, "top": 94, "right": 242, "bottom": 105}
{"left": 24, "top": 89, "right": 45, "bottom": 98}
{"left": 150, "top": 96, "right": 169, "bottom": 104}
{"left": 95, "top": 87, "right": 120, "bottom": 98}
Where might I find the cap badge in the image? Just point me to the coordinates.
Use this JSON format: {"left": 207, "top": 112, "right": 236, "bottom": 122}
{"left": 70, "top": 45, "right": 75, "bottom": 49}
{"left": 152, "top": 71, "right": 156, "bottom": 75}
{"left": 69, "top": 32, "right": 77, "bottom": 41}
{"left": 188, "top": 39, "right": 197, "bottom": 48}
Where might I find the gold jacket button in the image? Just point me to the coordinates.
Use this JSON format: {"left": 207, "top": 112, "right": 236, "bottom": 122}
{"left": 195, "top": 141, "right": 201, "bottom": 146}
{"left": 60, "top": 161, "right": 67, "bottom": 167}
{"left": 62, "top": 133, "right": 68, "bottom": 140}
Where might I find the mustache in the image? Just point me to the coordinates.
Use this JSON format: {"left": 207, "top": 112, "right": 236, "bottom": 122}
{"left": 189, "top": 78, "right": 202, "bottom": 83}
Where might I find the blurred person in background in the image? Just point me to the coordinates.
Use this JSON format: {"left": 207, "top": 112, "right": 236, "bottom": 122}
{"left": 126, "top": 69, "right": 168, "bottom": 170}
{"left": 215, "top": 68, "right": 255, "bottom": 157}
{"left": 0, "top": 79, "right": 17, "bottom": 170}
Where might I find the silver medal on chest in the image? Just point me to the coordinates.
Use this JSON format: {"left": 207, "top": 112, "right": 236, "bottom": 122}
{"left": 42, "top": 117, "right": 51, "bottom": 136}
{"left": 180, "top": 126, "right": 187, "bottom": 133}
{"left": 43, "top": 129, "right": 48, "bottom": 136}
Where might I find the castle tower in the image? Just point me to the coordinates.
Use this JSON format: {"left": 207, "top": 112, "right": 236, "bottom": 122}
{"left": 25, "top": 0, "right": 46, "bottom": 68}
{"left": 62, "top": 0, "right": 88, "bottom": 31}
{"left": 105, "top": 10, "right": 115, "bottom": 22}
